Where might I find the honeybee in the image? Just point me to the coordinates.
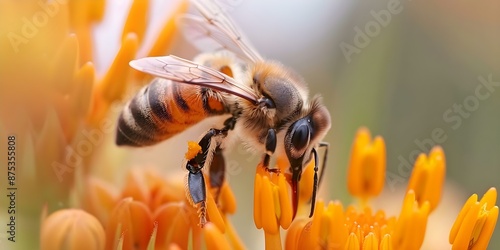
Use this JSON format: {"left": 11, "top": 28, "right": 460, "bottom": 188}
{"left": 116, "top": 0, "right": 331, "bottom": 225}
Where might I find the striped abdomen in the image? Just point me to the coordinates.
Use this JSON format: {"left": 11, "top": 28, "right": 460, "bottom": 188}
{"left": 116, "top": 79, "right": 228, "bottom": 146}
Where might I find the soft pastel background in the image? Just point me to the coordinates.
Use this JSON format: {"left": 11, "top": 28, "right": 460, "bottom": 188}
{"left": 0, "top": 0, "right": 498, "bottom": 249}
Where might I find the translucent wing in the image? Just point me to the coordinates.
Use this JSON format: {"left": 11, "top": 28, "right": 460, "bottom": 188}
{"left": 179, "top": 0, "right": 264, "bottom": 63}
{"left": 129, "top": 55, "right": 259, "bottom": 103}
{"left": 179, "top": 15, "right": 247, "bottom": 60}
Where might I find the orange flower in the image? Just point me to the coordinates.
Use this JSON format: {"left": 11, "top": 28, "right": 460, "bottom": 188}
{"left": 2, "top": 1, "right": 187, "bottom": 248}
{"left": 347, "top": 127, "right": 386, "bottom": 200}
{"left": 76, "top": 165, "right": 240, "bottom": 250}
{"left": 105, "top": 197, "right": 154, "bottom": 250}
{"left": 392, "top": 190, "right": 430, "bottom": 249}
{"left": 253, "top": 163, "right": 293, "bottom": 233}
{"left": 286, "top": 199, "right": 398, "bottom": 249}
{"left": 15, "top": 0, "right": 496, "bottom": 246}
{"left": 406, "top": 146, "right": 446, "bottom": 212}
{"left": 284, "top": 127, "right": 447, "bottom": 250}
{"left": 80, "top": 177, "right": 119, "bottom": 226}
{"left": 450, "top": 187, "right": 498, "bottom": 250}
{"left": 40, "top": 209, "right": 105, "bottom": 250}
{"left": 204, "top": 222, "right": 232, "bottom": 250}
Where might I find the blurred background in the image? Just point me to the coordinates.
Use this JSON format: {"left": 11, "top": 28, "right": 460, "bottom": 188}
{"left": 0, "top": 0, "right": 498, "bottom": 249}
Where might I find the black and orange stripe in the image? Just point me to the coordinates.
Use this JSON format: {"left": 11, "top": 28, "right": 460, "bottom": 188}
{"left": 116, "top": 79, "right": 228, "bottom": 146}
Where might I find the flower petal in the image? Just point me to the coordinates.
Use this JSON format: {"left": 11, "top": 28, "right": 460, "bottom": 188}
{"left": 285, "top": 218, "right": 310, "bottom": 250}
{"left": 105, "top": 197, "right": 154, "bottom": 250}
{"left": 41, "top": 209, "right": 105, "bottom": 250}
{"left": 146, "top": 0, "right": 188, "bottom": 57}
{"left": 380, "top": 234, "right": 393, "bottom": 250}
{"left": 122, "top": 0, "right": 149, "bottom": 43}
{"left": 81, "top": 177, "right": 119, "bottom": 225}
{"left": 253, "top": 172, "right": 263, "bottom": 229}
{"left": 345, "top": 233, "right": 361, "bottom": 250}
{"left": 406, "top": 146, "right": 446, "bottom": 212}
{"left": 347, "top": 127, "right": 386, "bottom": 199}
{"left": 204, "top": 223, "right": 231, "bottom": 250}
{"left": 450, "top": 194, "right": 478, "bottom": 244}
{"left": 328, "top": 201, "right": 348, "bottom": 248}
{"left": 363, "top": 232, "right": 378, "bottom": 250}
{"left": 471, "top": 206, "right": 498, "bottom": 250}
{"left": 260, "top": 176, "right": 279, "bottom": 234}
{"left": 278, "top": 173, "right": 293, "bottom": 229}
{"left": 153, "top": 202, "right": 191, "bottom": 250}
{"left": 393, "top": 190, "right": 429, "bottom": 250}
{"left": 220, "top": 181, "right": 237, "bottom": 214}
{"left": 206, "top": 188, "right": 226, "bottom": 233}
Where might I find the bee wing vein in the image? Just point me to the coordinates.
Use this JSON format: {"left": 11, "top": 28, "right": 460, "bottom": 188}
{"left": 130, "top": 55, "right": 258, "bottom": 103}
{"left": 183, "top": 0, "right": 263, "bottom": 63}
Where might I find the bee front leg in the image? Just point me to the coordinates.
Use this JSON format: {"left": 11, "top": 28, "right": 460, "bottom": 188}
{"left": 185, "top": 128, "right": 226, "bottom": 227}
{"left": 308, "top": 142, "right": 329, "bottom": 217}
{"left": 261, "top": 128, "right": 279, "bottom": 173}
{"left": 309, "top": 148, "right": 319, "bottom": 217}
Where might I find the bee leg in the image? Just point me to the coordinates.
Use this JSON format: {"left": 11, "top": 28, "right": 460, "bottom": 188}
{"left": 309, "top": 148, "right": 319, "bottom": 217}
{"left": 186, "top": 162, "right": 207, "bottom": 226}
{"left": 317, "top": 142, "right": 329, "bottom": 190}
{"left": 186, "top": 128, "right": 227, "bottom": 227}
{"left": 209, "top": 145, "right": 225, "bottom": 201}
{"left": 261, "top": 128, "right": 279, "bottom": 173}
{"left": 207, "top": 115, "right": 239, "bottom": 201}
{"left": 308, "top": 142, "right": 328, "bottom": 217}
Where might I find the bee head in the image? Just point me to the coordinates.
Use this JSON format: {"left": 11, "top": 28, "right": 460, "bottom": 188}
{"left": 252, "top": 62, "right": 309, "bottom": 122}
{"left": 284, "top": 97, "right": 330, "bottom": 171}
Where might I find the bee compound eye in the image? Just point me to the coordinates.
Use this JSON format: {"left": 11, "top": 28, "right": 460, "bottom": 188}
{"left": 291, "top": 122, "right": 310, "bottom": 151}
